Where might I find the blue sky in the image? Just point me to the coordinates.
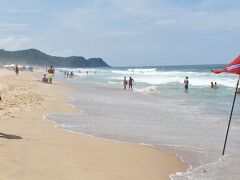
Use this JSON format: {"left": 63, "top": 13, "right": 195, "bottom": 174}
{"left": 0, "top": 0, "right": 240, "bottom": 66}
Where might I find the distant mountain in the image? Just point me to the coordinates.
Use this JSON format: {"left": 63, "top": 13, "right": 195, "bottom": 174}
{"left": 0, "top": 49, "right": 110, "bottom": 68}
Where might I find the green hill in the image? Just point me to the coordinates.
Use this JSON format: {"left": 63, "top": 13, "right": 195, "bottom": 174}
{"left": 0, "top": 49, "right": 110, "bottom": 67}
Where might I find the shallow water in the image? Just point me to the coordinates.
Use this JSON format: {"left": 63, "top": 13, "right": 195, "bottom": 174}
{"left": 50, "top": 66, "right": 240, "bottom": 179}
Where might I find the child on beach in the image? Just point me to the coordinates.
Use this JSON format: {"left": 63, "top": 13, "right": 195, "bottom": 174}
{"left": 42, "top": 74, "right": 48, "bottom": 83}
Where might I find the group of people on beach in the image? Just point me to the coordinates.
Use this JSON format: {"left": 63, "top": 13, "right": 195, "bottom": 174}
{"left": 123, "top": 76, "right": 134, "bottom": 90}
{"left": 13, "top": 65, "right": 33, "bottom": 75}
{"left": 184, "top": 77, "right": 219, "bottom": 90}
{"left": 42, "top": 66, "right": 55, "bottom": 84}
{"left": 124, "top": 76, "right": 219, "bottom": 92}
{"left": 64, "top": 70, "right": 74, "bottom": 78}
{"left": 185, "top": 77, "right": 240, "bottom": 96}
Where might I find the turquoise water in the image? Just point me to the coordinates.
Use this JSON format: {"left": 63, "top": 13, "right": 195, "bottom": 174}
{"left": 49, "top": 65, "right": 240, "bottom": 179}
{"left": 59, "top": 65, "right": 239, "bottom": 117}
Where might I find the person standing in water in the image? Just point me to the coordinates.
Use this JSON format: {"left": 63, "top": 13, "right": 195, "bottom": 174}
{"left": 211, "top": 82, "right": 214, "bottom": 88}
{"left": 15, "top": 65, "right": 19, "bottom": 75}
{"left": 123, "top": 77, "right": 127, "bottom": 90}
{"left": 48, "top": 65, "right": 55, "bottom": 84}
{"left": 184, "top": 77, "right": 189, "bottom": 90}
{"left": 214, "top": 82, "right": 218, "bottom": 89}
{"left": 237, "top": 88, "right": 240, "bottom": 94}
{"left": 129, "top": 77, "right": 134, "bottom": 90}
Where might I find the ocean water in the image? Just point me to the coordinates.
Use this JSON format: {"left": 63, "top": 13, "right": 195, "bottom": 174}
{"left": 48, "top": 65, "right": 240, "bottom": 179}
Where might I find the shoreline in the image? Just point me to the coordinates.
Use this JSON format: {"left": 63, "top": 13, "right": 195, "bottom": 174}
{"left": 46, "top": 114, "right": 191, "bottom": 179}
{"left": 0, "top": 69, "right": 187, "bottom": 180}
{"left": 52, "top": 126, "right": 191, "bottom": 179}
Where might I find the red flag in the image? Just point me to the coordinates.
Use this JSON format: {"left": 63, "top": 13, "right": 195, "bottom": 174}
{"left": 211, "top": 55, "right": 240, "bottom": 75}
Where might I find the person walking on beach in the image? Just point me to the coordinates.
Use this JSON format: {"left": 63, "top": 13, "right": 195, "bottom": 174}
{"left": 123, "top": 76, "right": 127, "bottom": 90}
{"left": 15, "top": 65, "right": 19, "bottom": 75}
{"left": 48, "top": 65, "right": 55, "bottom": 84}
{"left": 184, "top": 77, "right": 189, "bottom": 90}
{"left": 129, "top": 77, "right": 134, "bottom": 90}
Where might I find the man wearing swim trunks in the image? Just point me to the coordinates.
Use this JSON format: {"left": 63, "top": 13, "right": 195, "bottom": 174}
{"left": 48, "top": 66, "right": 55, "bottom": 84}
{"left": 129, "top": 76, "right": 134, "bottom": 90}
{"left": 184, "top": 76, "right": 189, "bottom": 90}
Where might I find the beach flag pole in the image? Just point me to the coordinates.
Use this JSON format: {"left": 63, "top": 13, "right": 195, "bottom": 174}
{"left": 211, "top": 55, "right": 240, "bottom": 155}
{"left": 222, "top": 76, "right": 240, "bottom": 155}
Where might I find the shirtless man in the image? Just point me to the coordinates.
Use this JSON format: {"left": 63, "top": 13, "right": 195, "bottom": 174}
{"left": 48, "top": 66, "right": 55, "bottom": 84}
{"left": 184, "top": 77, "right": 189, "bottom": 90}
{"left": 129, "top": 77, "right": 134, "bottom": 90}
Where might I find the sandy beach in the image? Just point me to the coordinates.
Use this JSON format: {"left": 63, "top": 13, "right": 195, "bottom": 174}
{"left": 0, "top": 69, "right": 187, "bottom": 180}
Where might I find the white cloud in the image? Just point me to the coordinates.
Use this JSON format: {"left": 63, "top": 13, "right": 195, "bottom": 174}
{"left": 57, "top": 8, "right": 98, "bottom": 33}
{"left": 154, "top": 19, "right": 177, "bottom": 26}
{"left": 92, "top": 0, "right": 240, "bottom": 31}
{"left": 109, "top": 0, "right": 157, "bottom": 17}
{"left": 58, "top": 0, "right": 240, "bottom": 34}
{"left": 98, "top": 30, "right": 143, "bottom": 38}
{"left": 153, "top": 10, "right": 240, "bottom": 30}
{"left": 0, "top": 22, "right": 28, "bottom": 31}
{"left": 5, "top": 8, "right": 40, "bottom": 14}
{"left": 0, "top": 36, "right": 30, "bottom": 50}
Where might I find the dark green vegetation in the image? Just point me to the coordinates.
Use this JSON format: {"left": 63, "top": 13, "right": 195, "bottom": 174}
{"left": 0, "top": 49, "right": 110, "bottom": 67}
